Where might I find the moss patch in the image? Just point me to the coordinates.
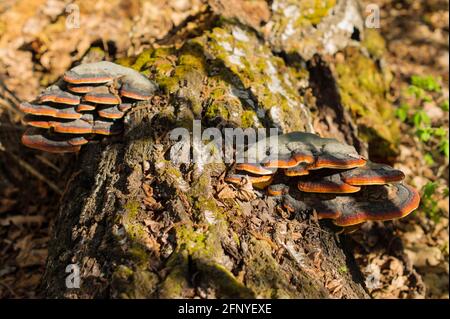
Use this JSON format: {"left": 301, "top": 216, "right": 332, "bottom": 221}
{"left": 362, "top": 29, "right": 386, "bottom": 59}
{"left": 334, "top": 47, "right": 399, "bottom": 161}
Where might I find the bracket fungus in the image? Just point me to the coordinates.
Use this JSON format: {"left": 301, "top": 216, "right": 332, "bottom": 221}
{"left": 20, "top": 61, "right": 157, "bottom": 153}
{"left": 225, "top": 132, "right": 420, "bottom": 232}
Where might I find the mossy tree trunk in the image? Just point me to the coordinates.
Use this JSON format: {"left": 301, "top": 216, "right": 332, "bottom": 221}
{"left": 41, "top": 0, "right": 398, "bottom": 298}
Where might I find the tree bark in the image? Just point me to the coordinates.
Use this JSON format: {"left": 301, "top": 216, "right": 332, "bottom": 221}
{"left": 40, "top": 0, "right": 399, "bottom": 298}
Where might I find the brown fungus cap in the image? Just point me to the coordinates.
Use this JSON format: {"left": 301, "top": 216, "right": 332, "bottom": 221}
{"left": 225, "top": 174, "right": 273, "bottom": 186}
{"left": 234, "top": 163, "right": 277, "bottom": 175}
{"left": 237, "top": 132, "right": 365, "bottom": 171}
{"left": 67, "top": 84, "right": 97, "bottom": 94}
{"left": 118, "top": 103, "right": 132, "bottom": 112}
{"left": 25, "top": 114, "right": 94, "bottom": 134}
{"left": 284, "top": 163, "right": 309, "bottom": 177}
{"left": 297, "top": 178, "right": 361, "bottom": 194}
{"left": 97, "top": 105, "right": 125, "bottom": 120}
{"left": 21, "top": 128, "right": 87, "bottom": 153}
{"left": 291, "top": 161, "right": 406, "bottom": 194}
{"left": 20, "top": 61, "right": 158, "bottom": 153}
{"left": 120, "top": 82, "right": 154, "bottom": 100}
{"left": 270, "top": 183, "right": 420, "bottom": 226}
{"left": 313, "top": 184, "right": 420, "bottom": 226}
{"left": 23, "top": 115, "right": 52, "bottom": 129}
{"left": 51, "top": 118, "right": 94, "bottom": 134}
{"left": 76, "top": 103, "right": 97, "bottom": 112}
{"left": 92, "top": 119, "right": 123, "bottom": 135}
{"left": 63, "top": 71, "right": 115, "bottom": 84}
{"left": 262, "top": 154, "right": 311, "bottom": 169}
{"left": 306, "top": 153, "right": 366, "bottom": 170}
{"left": 225, "top": 173, "right": 273, "bottom": 189}
{"left": 262, "top": 151, "right": 315, "bottom": 169}
{"left": 63, "top": 61, "right": 157, "bottom": 95}
{"left": 83, "top": 86, "right": 121, "bottom": 105}
{"left": 37, "top": 86, "right": 80, "bottom": 105}
{"left": 20, "top": 102, "right": 82, "bottom": 119}
{"left": 340, "top": 162, "right": 405, "bottom": 186}
{"left": 267, "top": 183, "right": 290, "bottom": 196}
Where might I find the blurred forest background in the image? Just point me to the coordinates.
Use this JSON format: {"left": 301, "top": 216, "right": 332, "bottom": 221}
{"left": 0, "top": 0, "right": 448, "bottom": 298}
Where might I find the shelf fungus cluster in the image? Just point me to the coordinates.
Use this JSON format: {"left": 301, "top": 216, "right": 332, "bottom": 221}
{"left": 225, "top": 132, "right": 420, "bottom": 232}
{"left": 20, "top": 61, "right": 157, "bottom": 153}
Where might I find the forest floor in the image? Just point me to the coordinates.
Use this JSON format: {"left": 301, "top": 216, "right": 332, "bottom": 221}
{"left": 0, "top": 0, "right": 448, "bottom": 298}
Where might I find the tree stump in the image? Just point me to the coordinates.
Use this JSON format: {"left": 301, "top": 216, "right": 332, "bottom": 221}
{"left": 41, "top": 0, "right": 399, "bottom": 298}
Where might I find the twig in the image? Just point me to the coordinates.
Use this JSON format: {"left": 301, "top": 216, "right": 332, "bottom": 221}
{"left": 0, "top": 79, "right": 22, "bottom": 116}
{"left": 0, "top": 215, "right": 45, "bottom": 226}
{"left": 3, "top": 151, "right": 62, "bottom": 195}
{"left": 34, "top": 154, "right": 62, "bottom": 173}
{"left": 0, "top": 98, "right": 22, "bottom": 116}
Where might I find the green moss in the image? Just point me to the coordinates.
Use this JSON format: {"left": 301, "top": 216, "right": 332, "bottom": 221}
{"left": 115, "top": 57, "right": 134, "bottom": 68}
{"left": 132, "top": 49, "right": 154, "bottom": 71}
{"left": 177, "top": 47, "right": 207, "bottom": 73}
{"left": 244, "top": 239, "right": 295, "bottom": 298}
{"left": 85, "top": 46, "right": 106, "bottom": 60}
{"left": 126, "top": 223, "right": 146, "bottom": 242}
{"left": 362, "top": 29, "right": 386, "bottom": 59}
{"left": 210, "top": 87, "right": 227, "bottom": 100}
{"left": 296, "top": 0, "right": 336, "bottom": 26}
{"left": 159, "top": 251, "right": 190, "bottom": 298}
{"left": 114, "top": 265, "right": 134, "bottom": 280}
{"left": 232, "top": 232, "right": 240, "bottom": 246}
{"left": 131, "top": 47, "right": 177, "bottom": 80}
{"left": 146, "top": 44, "right": 207, "bottom": 117}
{"left": 335, "top": 47, "right": 399, "bottom": 161}
{"left": 241, "top": 110, "right": 256, "bottom": 128}
{"left": 197, "top": 263, "right": 255, "bottom": 298}
{"left": 203, "top": 23, "right": 311, "bottom": 131}
{"left": 205, "top": 102, "right": 230, "bottom": 120}
{"left": 112, "top": 265, "right": 160, "bottom": 298}
{"left": 176, "top": 225, "right": 208, "bottom": 254}
{"left": 163, "top": 162, "right": 183, "bottom": 179}
{"left": 124, "top": 200, "right": 140, "bottom": 218}
{"left": 122, "top": 200, "right": 152, "bottom": 265}
{"left": 270, "top": 0, "right": 336, "bottom": 38}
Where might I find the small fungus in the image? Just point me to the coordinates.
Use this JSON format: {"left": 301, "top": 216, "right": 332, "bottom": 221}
{"left": 20, "top": 61, "right": 158, "bottom": 153}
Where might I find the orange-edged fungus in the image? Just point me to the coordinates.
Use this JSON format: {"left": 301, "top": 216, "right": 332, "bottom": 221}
{"left": 314, "top": 184, "right": 420, "bottom": 226}
{"left": 267, "top": 183, "right": 290, "bottom": 196}
{"left": 67, "top": 84, "right": 97, "bottom": 94}
{"left": 84, "top": 87, "right": 121, "bottom": 105}
{"left": 19, "top": 102, "right": 82, "bottom": 119}
{"left": 76, "top": 103, "right": 97, "bottom": 112}
{"left": 92, "top": 119, "right": 123, "bottom": 135}
{"left": 20, "top": 61, "right": 157, "bottom": 153}
{"left": 340, "top": 162, "right": 405, "bottom": 186}
{"left": 225, "top": 173, "right": 273, "bottom": 186}
{"left": 63, "top": 72, "right": 115, "bottom": 85}
{"left": 225, "top": 132, "right": 420, "bottom": 231}
{"left": 37, "top": 86, "right": 80, "bottom": 105}
{"left": 297, "top": 178, "right": 361, "bottom": 194}
{"left": 234, "top": 163, "right": 277, "bottom": 175}
{"left": 118, "top": 103, "right": 132, "bottom": 112}
{"left": 306, "top": 154, "right": 367, "bottom": 170}
{"left": 284, "top": 164, "right": 309, "bottom": 177}
{"left": 21, "top": 128, "right": 88, "bottom": 153}
{"left": 97, "top": 105, "right": 125, "bottom": 120}
{"left": 120, "top": 83, "right": 154, "bottom": 100}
